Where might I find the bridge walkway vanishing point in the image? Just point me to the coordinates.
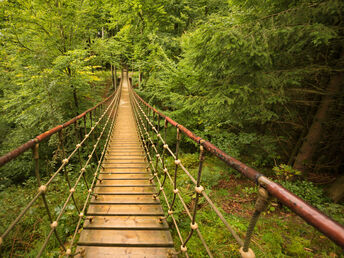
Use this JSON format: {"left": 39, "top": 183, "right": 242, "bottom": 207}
{"left": 76, "top": 72, "right": 175, "bottom": 257}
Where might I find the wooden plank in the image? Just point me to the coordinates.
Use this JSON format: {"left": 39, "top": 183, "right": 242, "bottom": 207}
{"left": 94, "top": 187, "right": 155, "bottom": 194}
{"left": 94, "top": 192, "right": 156, "bottom": 196}
{"left": 83, "top": 216, "right": 168, "bottom": 229}
{"left": 78, "top": 229, "right": 174, "bottom": 247}
{"left": 96, "top": 179, "right": 152, "bottom": 185}
{"left": 87, "top": 204, "right": 164, "bottom": 216}
{"left": 105, "top": 155, "right": 145, "bottom": 162}
{"left": 103, "top": 165, "right": 147, "bottom": 169}
{"left": 100, "top": 171, "right": 149, "bottom": 174}
{"left": 75, "top": 247, "right": 176, "bottom": 258}
{"left": 102, "top": 162, "right": 146, "bottom": 165}
{"left": 99, "top": 173, "right": 151, "bottom": 179}
{"left": 102, "top": 167, "right": 148, "bottom": 172}
{"left": 98, "top": 178, "right": 151, "bottom": 181}
{"left": 94, "top": 184, "right": 154, "bottom": 187}
{"left": 91, "top": 195, "right": 160, "bottom": 203}
{"left": 106, "top": 154, "right": 145, "bottom": 157}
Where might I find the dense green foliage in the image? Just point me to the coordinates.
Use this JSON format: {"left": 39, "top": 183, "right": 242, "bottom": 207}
{"left": 136, "top": 0, "right": 344, "bottom": 174}
{"left": 1, "top": 0, "right": 344, "bottom": 257}
{"left": 2, "top": 0, "right": 343, "bottom": 182}
{"left": 0, "top": 0, "right": 113, "bottom": 186}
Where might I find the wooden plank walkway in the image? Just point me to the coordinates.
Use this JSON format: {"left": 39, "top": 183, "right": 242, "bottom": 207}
{"left": 76, "top": 72, "right": 175, "bottom": 257}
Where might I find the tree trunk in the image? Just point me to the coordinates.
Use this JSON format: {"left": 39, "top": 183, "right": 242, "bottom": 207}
{"left": 131, "top": 60, "right": 134, "bottom": 79}
{"left": 67, "top": 67, "right": 79, "bottom": 115}
{"left": 293, "top": 50, "right": 343, "bottom": 173}
{"left": 326, "top": 175, "right": 344, "bottom": 203}
{"left": 114, "top": 66, "right": 117, "bottom": 90}
{"left": 72, "top": 86, "right": 79, "bottom": 115}
{"left": 288, "top": 128, "right": 307, "bottom": 166}
{"left": 139, "top": 70, "right": 142, "bottom": 88}
{"left": 111, "top": 64, "right": 115, "bottom": 90}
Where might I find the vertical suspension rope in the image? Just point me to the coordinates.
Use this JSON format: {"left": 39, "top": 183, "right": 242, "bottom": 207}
{"left": 58, "top": 130, "right": 81, "bottom": 214}
{"left": 32, "top": 143, "right": 66, "bottom": 252}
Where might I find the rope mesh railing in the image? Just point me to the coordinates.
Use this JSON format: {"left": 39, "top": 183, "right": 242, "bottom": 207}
{"left": 130, "top": 95, "right": 213, "bottom": 257}
{"left": 67, "top": 85, "right": 121, "bottom": 257}
{"left": 0, "top": 85, "right": 121, "bottom": 257}
{"left": 128, "top": 81, "right": 344, "bottom": 257}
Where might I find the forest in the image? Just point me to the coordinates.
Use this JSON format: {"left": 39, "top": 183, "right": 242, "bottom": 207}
{"left": 0, "top": 0, "right": 344, "bottom": 257}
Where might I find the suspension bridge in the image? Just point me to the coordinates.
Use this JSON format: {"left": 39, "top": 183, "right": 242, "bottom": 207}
{"left": 0, "top": 70, "right": 343, "bottom": 257}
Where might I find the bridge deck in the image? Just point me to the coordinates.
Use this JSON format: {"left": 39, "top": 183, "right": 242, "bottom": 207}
{"left": 76, "top": 73, "right": 175, "bottom": 257}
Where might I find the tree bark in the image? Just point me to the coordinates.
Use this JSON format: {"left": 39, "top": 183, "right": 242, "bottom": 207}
{"left": 326, "top": 175, "right": 344, "bottom": 203}
{"left": 72, "top": 87, "right": 79, "bottom": 111}
{"left": 293, "top": 50, "right": 343, "bottom": 173}
{"left": 67, "top": 67, "right": 79, "bottom": 115}
{"left": 114, "top": 66, "right": 117, "bottom": 90}
{"left": 139, "top": 70, "right": 142, "bottom": 88}
{"left": 288, "top": 128, "right": 307, "bottom": 166}
{"left": 111, "top": 64, "right": 115, "bottom": 90}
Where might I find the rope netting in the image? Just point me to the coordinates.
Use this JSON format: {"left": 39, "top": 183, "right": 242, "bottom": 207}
{"left": 128, "top": 81, "right": 344, "bottom": 257}
{"left": 0, "top": 85, "right": 122, "bottom": 257}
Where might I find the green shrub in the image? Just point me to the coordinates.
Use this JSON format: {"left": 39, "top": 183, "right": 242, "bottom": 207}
{"left": 201, "top": 166, "right": 222, "bottom": 188}
{"left": 278, "top": 180, "right": 329, "bottom": 209}
{"left": 180, "top": 153, "right": 200, "bottom": 168}
{"left": 273, "top": 164, "right": 302, "bottom": 181}
{"left": 242, "top": 186, "right": 258, "bottom": 195}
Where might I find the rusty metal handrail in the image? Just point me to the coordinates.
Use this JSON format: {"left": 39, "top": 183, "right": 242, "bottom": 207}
{"left": 131, "top": 87, "right": 344, "bottom": 249}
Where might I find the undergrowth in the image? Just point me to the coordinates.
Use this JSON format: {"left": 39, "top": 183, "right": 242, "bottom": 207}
{"left": 157, "top": 153, "right": 344, "bottom": 257}
{"left": 0, "top": 170, "right": 91, "bottom": 257}
{"left": 0, "top": 73, "right": 110, "bottom": 257}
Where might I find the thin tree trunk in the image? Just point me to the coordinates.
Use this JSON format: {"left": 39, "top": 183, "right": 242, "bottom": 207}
{"left": 288, "top": 128, "right": 307, "bottom": 166}
{"left": 67, "top": 67, "right": 79, "bottom": 115}
{"left": 111, "top": 64, "right": 115, "bottom": 90}
{"left": 139, "top": 70, "right": 142, "bottom": 88}
{"left": 139, "top": 71, "right": 142, "bottom": 82}
{"left": 72, "top": 86, "right": 79, "bottom": 116}
{"left": 73, "top": 87, "right": 79, "bottom": 108}
{"left": 114, "top": 66, "right": 117, "bottom": 90}
{"left": 293, "top": 50, "right": 343, "bottom": 173}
